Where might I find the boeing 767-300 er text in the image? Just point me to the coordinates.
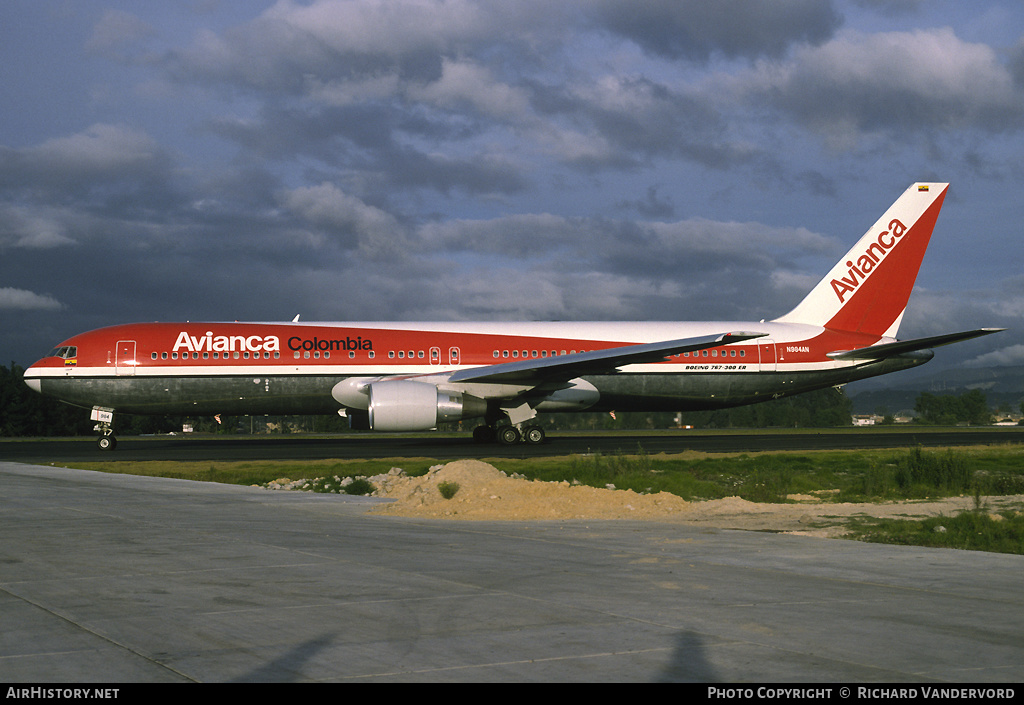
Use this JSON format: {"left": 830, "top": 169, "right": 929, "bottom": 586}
{"left": 24, "top": 183, "right": 1003, "bottom": 449}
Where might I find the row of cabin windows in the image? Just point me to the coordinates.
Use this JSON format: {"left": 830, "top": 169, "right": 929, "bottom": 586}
{"left": 687, "top": 349, "right": 745, "bottom": 358}
{"left": 152, "top": 347, "right": 749, "bottom": 362}
{"left": 150, "top": 349, "right": 437, "bottom": 361}
{"left": 154, "top": 351, "right": 282, "bottom": 360}
{"left": 489, "top": 348, "right": 747, "bottom": 359}
{"left": 150, "top": 349, "right": 439, "bottom": 361}
{"left": 154, "top": 351, "right": 377, "bottom": 360}
{"left": 495, "top": 349, "right": 572, "bottom": 359}
{"left": 294, "top": 350, "right": 375, "bottom": 359}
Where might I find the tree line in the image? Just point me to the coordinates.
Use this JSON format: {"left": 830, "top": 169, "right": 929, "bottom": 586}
{"left": 913, "top": 389, "right": 995, "bottom": 426}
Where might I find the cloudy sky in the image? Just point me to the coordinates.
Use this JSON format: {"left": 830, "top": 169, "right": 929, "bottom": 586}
{"left": 3, "top": 1, "right": 1023, "bottom": 379}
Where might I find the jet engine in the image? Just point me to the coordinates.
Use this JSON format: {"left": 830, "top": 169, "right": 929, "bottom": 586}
{"left": 367, "top": 380, "right": 487, "bottom": 431}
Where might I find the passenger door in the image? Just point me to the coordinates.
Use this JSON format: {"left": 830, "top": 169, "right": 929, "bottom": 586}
{"left": 115, "top": 340, "right": 137, "bottom": 376}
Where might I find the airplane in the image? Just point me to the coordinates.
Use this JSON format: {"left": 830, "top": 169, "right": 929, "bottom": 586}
{"left": 23, "top": 182, "right": 1002, "bottom": 450}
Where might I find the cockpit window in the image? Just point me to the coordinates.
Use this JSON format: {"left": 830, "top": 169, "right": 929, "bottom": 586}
{"left": 48, "top": 346, "right": 77, "bottom": 359}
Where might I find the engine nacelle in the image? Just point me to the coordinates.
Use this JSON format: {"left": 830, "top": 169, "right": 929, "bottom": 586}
{"left": 367, "top": 380, "right": 487, "bottom": 432}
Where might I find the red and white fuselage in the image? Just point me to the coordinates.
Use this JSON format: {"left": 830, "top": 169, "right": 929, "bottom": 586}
{"left": 23, "top": 183, "right": 1001, "bottom": 445}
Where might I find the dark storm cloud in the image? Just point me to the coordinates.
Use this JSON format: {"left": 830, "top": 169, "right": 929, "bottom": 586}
{"left": 526, "top": 75, "right": 756, "bottom": 171}
{"left": 591, "top": 0, "right": 843, "bottom": 62}
{"left": 742, "top": 28, "right": 1024, "bottom": 145}
{"left": 207, "top": 103, "right": 528, "bottom": 196}
{"left": 162, "top": 1, "right": 545, "bottom": 93}
{"left": 849, "top": 0, "right": 926, "bottom": 15}
{"left": 0, "top": 124, "right": 172, "bottom": 200}
{"left": 163, "top": 1, "right": 768, "bottom": 175}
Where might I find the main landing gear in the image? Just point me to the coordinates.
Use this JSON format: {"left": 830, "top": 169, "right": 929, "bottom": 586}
{"left": 472, "top": 423, "right": 546, "bottom": 445}
{"left": 472, "top": 401, "right": 547, "bottom": 445}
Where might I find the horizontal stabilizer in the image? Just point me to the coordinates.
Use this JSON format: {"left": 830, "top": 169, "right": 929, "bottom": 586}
{"left": 827, "top": 328, "right": 1004, "bottom": 361}
{"left": 449, "top": 331, "right": 765, "bottom": 385}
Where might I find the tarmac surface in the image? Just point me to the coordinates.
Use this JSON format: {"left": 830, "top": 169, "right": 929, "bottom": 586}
{"left": 2, "top": 460, "right": 1022, "bottom": 683}
{"left": 3, "top": 427, "right": 1023, "bottom": 464}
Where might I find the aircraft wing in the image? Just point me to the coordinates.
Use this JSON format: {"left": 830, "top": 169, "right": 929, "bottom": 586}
{"left": 827, "top": 328, "right": 1004, "bottom": 361}
{"left": 447, "top": 331, "right": 766, "bottom": 385}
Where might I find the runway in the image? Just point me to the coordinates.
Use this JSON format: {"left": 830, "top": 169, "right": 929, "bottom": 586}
{"left": 2, "top": 461, "right": 1022, "bottom": 682}
{"left": 2, "top": 427, "right": 1023, "bottom": 464}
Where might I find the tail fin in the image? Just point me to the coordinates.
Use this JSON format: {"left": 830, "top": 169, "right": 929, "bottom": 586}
{"left": 774, "top": 182, "right": 949, "bottom": 337}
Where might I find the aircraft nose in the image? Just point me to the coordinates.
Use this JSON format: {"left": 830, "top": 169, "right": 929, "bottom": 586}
{"left": 23, "top": 364, "right": 42, "bottom": 394}
{"left": 24, "top": 375, "right": 41, "bottom": 393}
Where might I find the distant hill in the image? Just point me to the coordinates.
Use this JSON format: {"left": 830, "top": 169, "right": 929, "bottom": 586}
{"left": 847, "top": 365, "right": 1024, "bottom": 415}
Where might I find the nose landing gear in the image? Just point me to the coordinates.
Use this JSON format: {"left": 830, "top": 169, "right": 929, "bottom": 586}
{"left": 96, "top": 429, "right": 117, "bottom": 451}
{"left": 91, "top": 407, "right": 117, "bottom": 451}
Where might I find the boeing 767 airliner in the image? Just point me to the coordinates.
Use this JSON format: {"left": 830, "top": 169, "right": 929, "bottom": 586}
{"left": 24, "top": 183, "right": 1002, "bottom": 449}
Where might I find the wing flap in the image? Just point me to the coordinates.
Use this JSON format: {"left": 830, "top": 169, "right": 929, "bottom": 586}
{"left": 827, "top": 328, "right": 1004, "bottom": 361}
{"left": 448, "top": 331, "right": 765, "bottom": 385}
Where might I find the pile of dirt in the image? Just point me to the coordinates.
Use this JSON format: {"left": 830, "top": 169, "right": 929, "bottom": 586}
{"left": 367, "top": 459, "right": 691, "bottom": 521}
{"left": 367, "top": 460, "right": 1023, "bottom": 537}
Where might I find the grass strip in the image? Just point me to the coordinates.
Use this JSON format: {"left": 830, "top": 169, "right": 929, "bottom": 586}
{"left": 62, "top": 444, "right": 1024, "bottom": 553}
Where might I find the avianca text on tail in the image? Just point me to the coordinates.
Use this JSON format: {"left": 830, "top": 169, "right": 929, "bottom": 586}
{"left": 830, "top": 216, "right": 908, "bottom": 302}
{"left": 23, "top": 182, "right": 1003, "bottom": 449}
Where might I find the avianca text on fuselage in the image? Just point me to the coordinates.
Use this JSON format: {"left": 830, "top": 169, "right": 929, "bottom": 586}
{"left": 172, "top": 331, "right": 375, "bottom": 354}
{"left": 287, "top": 335, "right": 374, "bottom": 352}
{"left": 173, "top": 331, "right": 281, "bottom": 354}
{"left": 830, "top": 218, "right": 907, "bottom": 302}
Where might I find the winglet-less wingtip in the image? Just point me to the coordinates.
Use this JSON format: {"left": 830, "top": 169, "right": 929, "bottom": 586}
{"left": 827, "top": 328, "right": 1005, "bottom": 361}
